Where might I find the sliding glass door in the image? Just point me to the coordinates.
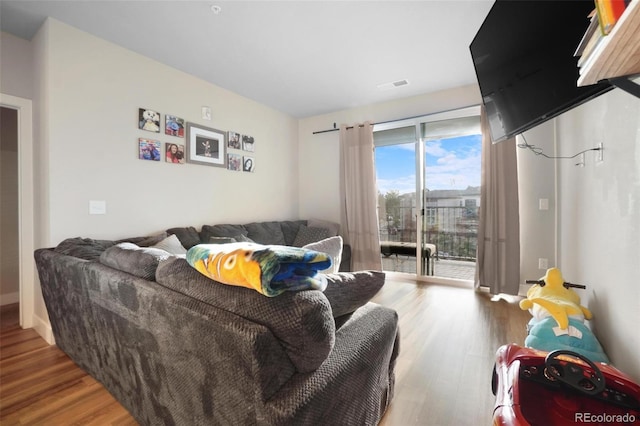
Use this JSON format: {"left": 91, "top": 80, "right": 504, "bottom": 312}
{"left": 374, "top": 106, "right": 481, "bottom": 280}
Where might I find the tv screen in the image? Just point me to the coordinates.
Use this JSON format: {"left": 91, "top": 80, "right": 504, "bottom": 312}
{"left": 470, "top": 0, "right": 612, "bottom": 143}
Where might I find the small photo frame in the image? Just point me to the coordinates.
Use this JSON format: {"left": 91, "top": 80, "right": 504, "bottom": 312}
{"left": 139, "top": 138, "right": 161, "bottom": 161}
{"left": 165, "top": 142, "right": 185, "bottom": 164}
{"left": 242, "top": 135, "right": 255, "bottom": 152}
{"left": 186, "top": 123, "right": 226, "bottom": 168}
{"left": 243, "top": 156, "right": 255, "bottom": 172}
{"left": 228, "top": 153, "right": 242, "bottom": 171}
{"left": 165, "top": 115, "right": 185, "bottom": 137}
{"left": 228, "top": 131, "right": 241, "bottom": 149}
{"left": 138, "top": 108, "right": 160, "bottom": 133}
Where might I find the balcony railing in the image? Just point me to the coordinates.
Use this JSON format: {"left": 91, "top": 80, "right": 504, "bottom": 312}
{"left": 380, "top": 206, "right": 478, "bottom": 261}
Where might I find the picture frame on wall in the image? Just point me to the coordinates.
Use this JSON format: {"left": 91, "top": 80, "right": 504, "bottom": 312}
{"left": 228, "top": 153, "right": 242, "bottom": 171}
{"left": 138, "top": 108, "right": 161, "bottom": 133}
{"left": 165, "top": 142, "right": 185, "bottom": 164}
{"left": 243, "top": 156, "right": 255, "bottom": 172}
{"left": 186, "top": 123, "right": 226, "bottom": 168}
{"left": 242, "top": 135, "right": 255, "bottom": 152}
{"left": 165, "top": 115, "right": 185, "bottom": 137}
{"left": 228, "top": 131, "right": 241, "bottom": 149}
{"left": 138, "top": 138, "right": 161, "bottom": 161}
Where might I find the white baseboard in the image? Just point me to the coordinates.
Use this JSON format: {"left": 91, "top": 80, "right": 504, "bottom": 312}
{"left": 0, "top": 292, "right": 20, "bottom": 306}
{"left": 32, "top": 314, "right": 55, "bottom": 345}
{"left": 519, "top": 283, "right": 533, "bottom": 297}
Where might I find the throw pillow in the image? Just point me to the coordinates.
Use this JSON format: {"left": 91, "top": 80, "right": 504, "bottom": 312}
{"left": 293, "top": 225, "right": 331, "bottom": 247}
{"left": 166, "top": 226, "right": 201, "bottom": 249}
{"left": 303, "top": 236, "right": 343, "bottom": 274}
{"left": 152, "top": 234, "right": 187, "bottom": 255}
{"left": 323, "top": 270, "right": 386, "bottom": 317}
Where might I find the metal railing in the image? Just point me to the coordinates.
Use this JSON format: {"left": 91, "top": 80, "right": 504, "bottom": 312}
{"left": 380, "top": 206, "right": 478, "bottom": 261}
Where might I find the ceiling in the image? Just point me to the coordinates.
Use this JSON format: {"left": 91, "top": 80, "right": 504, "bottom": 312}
{"left": 0, "top": 0, "right": 494, "bottom": 118}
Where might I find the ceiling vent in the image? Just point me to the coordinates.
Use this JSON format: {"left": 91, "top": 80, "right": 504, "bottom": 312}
{"left": 377, "top": 79, "right": 410, "bottom": 90}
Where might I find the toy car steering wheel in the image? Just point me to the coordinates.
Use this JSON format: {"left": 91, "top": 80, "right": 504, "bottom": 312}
{"left": 544, "top": 350, "right": 606, "bottom": 396}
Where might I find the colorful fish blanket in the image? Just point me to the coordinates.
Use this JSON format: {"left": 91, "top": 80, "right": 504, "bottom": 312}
{"left": 186, "top": 243, "right": 332, "bottom": 297}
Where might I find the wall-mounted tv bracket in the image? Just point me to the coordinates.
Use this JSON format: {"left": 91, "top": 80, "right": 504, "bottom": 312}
{"left": 608, "top": 75, "right": 640, "bottom": 99}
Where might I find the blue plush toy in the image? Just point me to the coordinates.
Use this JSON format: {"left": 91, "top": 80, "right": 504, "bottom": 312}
{"left": 520, "top": 268, "right": 609, "bottom": 363}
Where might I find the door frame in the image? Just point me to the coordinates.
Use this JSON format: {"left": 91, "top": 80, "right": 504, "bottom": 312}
{"left": 374, "top": 105, "right": 481, "bottom": 279}
{"left": 1, "top": 93, "right": 35, "bottom": 329}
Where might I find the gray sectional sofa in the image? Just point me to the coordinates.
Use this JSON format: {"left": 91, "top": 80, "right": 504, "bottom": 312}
{"left": 34, "top": 219, "right": 398, "bottom": 425}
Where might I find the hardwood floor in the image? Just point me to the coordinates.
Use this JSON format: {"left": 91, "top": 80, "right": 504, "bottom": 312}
{"left": 373, "top": 276, "right": 529, "bottom": 425}
{"left": 0, "top": 304, "right": 136, "bottom": 426}
{"left": 0, "top": 278, "right": 530, "bottom": 425}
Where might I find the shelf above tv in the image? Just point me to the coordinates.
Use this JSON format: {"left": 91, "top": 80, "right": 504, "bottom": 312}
{"left": 577, "top": 0, "right": 640, "bottom": 87}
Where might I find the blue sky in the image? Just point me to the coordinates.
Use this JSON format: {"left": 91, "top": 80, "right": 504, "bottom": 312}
{"left": 375, "top": 134, "right": 482, "bottom": 194}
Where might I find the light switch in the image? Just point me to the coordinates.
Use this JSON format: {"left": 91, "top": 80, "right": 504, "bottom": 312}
{"left": 89, "top": 200, "right": 106, "bottom": 215}
{"left": 202, "top": 106, "right": 211, "bottom": 120}
{"left": 539, "top": 198, "right": 549, "bottom": 210}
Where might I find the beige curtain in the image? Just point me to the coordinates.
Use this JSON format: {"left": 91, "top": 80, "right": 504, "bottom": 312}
{"left": 475, "top": 107, "right": 520, "bottom": 295}
{"left": 339, "top": 122, "right": 382, "bottom": 271}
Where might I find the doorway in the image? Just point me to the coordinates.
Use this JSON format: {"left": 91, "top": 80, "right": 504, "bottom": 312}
{"left": 1, "top": 94, "right": 35, "bottom": 330}
{"left": 374, "top": 106, "right": 481, "bottom": 281}
{"left": 1, "top": 107, "right": 19, "bottom": 312}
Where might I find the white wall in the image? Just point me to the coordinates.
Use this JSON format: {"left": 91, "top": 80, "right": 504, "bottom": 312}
{"left": 33, "top": 18, "right": 299, "bottom": 246}
{"left": 517, "top": 121, "right": 558, "bottom": 284}
{"left": 25, "top": 18, "right": 299, "bottom": 331}
{"left": 556, "top": 84, "right": 640, "bottom": 380}
{"left": 0, "top": 32, "right": 34, "bottom": 99}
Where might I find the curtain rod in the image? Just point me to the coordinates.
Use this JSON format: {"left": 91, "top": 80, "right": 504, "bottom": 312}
{"left": 311, "top": 104, "right": 478, "bottom": 135}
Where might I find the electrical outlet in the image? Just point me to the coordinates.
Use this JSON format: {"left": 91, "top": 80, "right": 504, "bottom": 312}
{"left": 538, "top": 258, "right": 548, "bottom": 270}
{"left": 596, "top": 142, "right": 604, "bottom": 164}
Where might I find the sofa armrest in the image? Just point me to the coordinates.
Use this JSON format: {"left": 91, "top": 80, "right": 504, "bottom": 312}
{"left": 261, "top": 302, "right": 399, "bottom": 425}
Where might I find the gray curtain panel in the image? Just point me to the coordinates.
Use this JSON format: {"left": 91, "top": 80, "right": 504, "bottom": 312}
{"left": 339, "top": 122, "right": 383, "bottom": 271}
{"left": 475, "top": 106, "right": 520, "bottom": 295}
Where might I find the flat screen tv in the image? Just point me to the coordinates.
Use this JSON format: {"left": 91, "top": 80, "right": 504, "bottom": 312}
{"left": 470, "top": 0, "right": 612, "bottom": 143}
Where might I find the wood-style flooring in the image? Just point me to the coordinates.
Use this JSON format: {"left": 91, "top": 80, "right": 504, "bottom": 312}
{"left": 0, "top": 276, "right": 530, "bottom": 425}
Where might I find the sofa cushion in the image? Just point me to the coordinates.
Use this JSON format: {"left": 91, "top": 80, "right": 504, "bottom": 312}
{"left": 156, "top": 256, "right": 335, "bottom": 373}
{"left": 200, "top": 224, "right": 248, "bottom": 243}
{"left": 323, "top": 271, "right": 386, "bottom": 317}
{"left": 118, "top": 232, "right": 168, "bottom": 247}
{"left": 293, "top": 225, "right": 332, "bottom": 247}
{"left": 151, "top": 234, "right": 187, "bottom": 255}
{"left": 279, "top": 220, "right": 306, "bottom": 245}
{"left": 245, "top": 221, "right": 286, "bottom": 245}
{"left": 303, "top": 236, "right": 342, "bottom": 274}
{"left": 99, "top": 242, "right": 172, "bottom": 280}
{"left": 166, "top": 226, "right": 201, "bottom": 249}
{"left": 208, "top": 236, "right": 237, "bottom": 244}
{"left": 307, "top": 218, "right": 340, "bottom": 237}
{"left": 54, "top": 237, "right": 116, "bottom": 261}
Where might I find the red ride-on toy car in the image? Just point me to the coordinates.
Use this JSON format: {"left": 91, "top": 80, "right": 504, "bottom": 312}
{"left": 492, "top": 344, "right": 640, "bottom": 425}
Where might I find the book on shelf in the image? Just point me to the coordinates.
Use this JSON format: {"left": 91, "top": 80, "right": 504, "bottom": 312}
{"left": 574, "top": 9, "right": 599, "bottom": 57}
{"left": 594, "top": 0, "right": 628, "bottom": 35}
